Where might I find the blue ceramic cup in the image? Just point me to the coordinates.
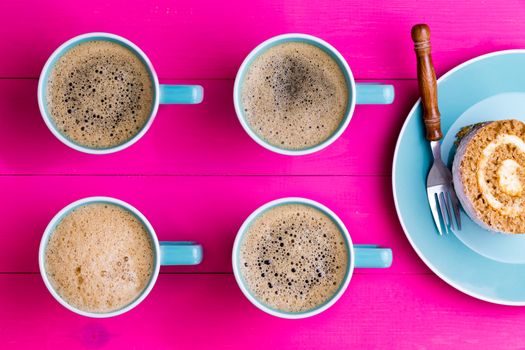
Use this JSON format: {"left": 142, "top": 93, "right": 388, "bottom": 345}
{"left": 234, "top": 34, "right": 395, "bottom": 156}
{"left": 232, "top": 197, "right": 392, "bottom": 319}
{"left": 39, "top": 196, "right": 203, "bottom": 318}
{"left": 38, "top": 33, "right": 204, "bottom": 154}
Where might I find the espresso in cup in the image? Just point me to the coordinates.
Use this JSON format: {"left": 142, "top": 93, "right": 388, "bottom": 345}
{"left": 44, "top": 203, "right": 154, "bottom": 313}
{"left": 240, "top": 42, "right": 349, "bottom": 150}
{"left": 239, "top": 203, "right": 348, "bottom": 313}
{"left": 235, "top": 34, "right": 394, "bottom": 156}
{"left": 45, "top": 40, "right": 154, "bottom": 149}
{"left": 39, "top": 33, "right": 203, "bottom": 154}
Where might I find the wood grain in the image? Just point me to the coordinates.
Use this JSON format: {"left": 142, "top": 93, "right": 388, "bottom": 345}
{"left": 1, "top": 274, "right": 524, "bottom": 349}
{"left": 412, "top": 24, "right": 442, "bottom": 141}
{"left": 0, "top": 79, "right": 416, "bottom": 176}
{"left": 1, "top": 0, "right": 521, "bottom": 348}
{"left": 1, "top": 0, "right": 524, "bottom": 79}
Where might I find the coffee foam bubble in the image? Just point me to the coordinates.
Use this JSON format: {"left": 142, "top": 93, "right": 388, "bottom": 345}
{"left": 240, "top": 42, "right": 349, "bottom": 150}
{"left": 46, "top": 40, "right": 154, "bottom": 149}
{"left": 239, "top": 204, "right": 348, "bottom": 313}
{"left": 45, "top": 203, "right": 154, "bottom": 313}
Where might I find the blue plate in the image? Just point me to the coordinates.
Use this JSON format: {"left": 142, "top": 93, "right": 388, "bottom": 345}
{"left": 393, "top": 50, "right": 525, "bottom": 305}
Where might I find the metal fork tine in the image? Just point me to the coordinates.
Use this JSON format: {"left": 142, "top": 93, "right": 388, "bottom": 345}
{"left": 448, "top": 190, "right": 462, "bottom": 231}
{"left": 443, "top": 191, "right": 454, "bottom": 233}
{"left": 428, "top": 191, "right": 443, "bottom": 236}
{"left": 438, "top": 192, "right": 449, "bottom": 234}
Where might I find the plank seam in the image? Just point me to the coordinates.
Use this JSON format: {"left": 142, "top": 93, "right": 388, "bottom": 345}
{"left": 0, "top": 77, "right": 417, "bottom": 81}
{"left": 0, "top": 272, "right": 432, "bottom": 275}
{"left": 0, "top": 174, "right": 392, "bottom": 177}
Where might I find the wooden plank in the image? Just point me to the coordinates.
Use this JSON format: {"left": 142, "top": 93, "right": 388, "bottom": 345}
{"left": 0, "top": 79, "right": 416, "bottom": 176}
{"left": 1, "top": 273, "right": 523, "bottom": 349}
{"left": 0, "top": 175, "right": 422, "bottom": 274}
{"left": 0, "top": 0, "right": 523, "bottom": 79}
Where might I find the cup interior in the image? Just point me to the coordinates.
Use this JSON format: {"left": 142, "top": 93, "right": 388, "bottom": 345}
{"left": 37, "top": 33, "right": 160, "bottom": 154}
{"left": 38, "top": 196, "right": 161, "bottom": 318}
{"left": 232, "top": 198, "right": 354, "bottom": 319}
{"left": 233, "top": 34, "right": 356, "bottom": 155}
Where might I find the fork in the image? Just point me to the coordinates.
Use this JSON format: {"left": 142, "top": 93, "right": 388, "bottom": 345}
{"left": 411, "top": 24, "right": 461, "bottom": 235}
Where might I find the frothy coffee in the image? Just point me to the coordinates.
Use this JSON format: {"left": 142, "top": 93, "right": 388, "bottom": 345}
{"left": 239, "top": 204, "right": 348, "bottom": 313}
{"left": 240, "top": 42, "right": 349, "bottom": 150}
{"left": 44, "top": 203, "right": 154, "bottom": 313}
{"left": 46, "top": 40, "right": 154, "bottom": 149}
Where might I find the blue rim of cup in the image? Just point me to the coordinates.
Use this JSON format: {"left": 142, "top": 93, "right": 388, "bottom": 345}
{"left": 233, "top": 33, "right": 356, "bottom": 156}
{"left": 232, "top": 197, "right": 354, "bottom": 319}
{"left": 37, "top": 33, "right": 160, "bottom": 155}
{"left": 38, "top": 196, "right": 161, "bottom": 318}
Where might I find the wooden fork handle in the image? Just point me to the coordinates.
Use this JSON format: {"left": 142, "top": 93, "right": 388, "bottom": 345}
{"left": 411, "top": 24, "right": 442, "bottom": 141}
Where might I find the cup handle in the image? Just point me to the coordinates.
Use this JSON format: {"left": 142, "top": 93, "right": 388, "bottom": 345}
{"left": 354, "top": 244, "right": 392, "bottom": 268}
{"left": 159, "top": 242, "right": 203, "bottom": 265}
{"left": 355, "top": 83, "right": 395, "bottom": 105}
{"left": 159, "top": 84, "right": 204, "bottom": 104}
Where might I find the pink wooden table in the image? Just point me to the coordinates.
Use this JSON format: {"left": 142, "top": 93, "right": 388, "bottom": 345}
{"left": 2, "top": 0, "right": 525, "bottom": 348}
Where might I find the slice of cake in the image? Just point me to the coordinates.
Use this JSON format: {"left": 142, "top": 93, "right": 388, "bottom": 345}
{"left": 452, "top": 119, "right": 525, "bottom": 234}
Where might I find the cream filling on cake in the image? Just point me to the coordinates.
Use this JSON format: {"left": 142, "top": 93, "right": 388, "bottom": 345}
{"left": 477, "top": 134, "right": 525, "bottom": 216}
{"left": 498, "top": 159, "right": 522, "bottom": 196}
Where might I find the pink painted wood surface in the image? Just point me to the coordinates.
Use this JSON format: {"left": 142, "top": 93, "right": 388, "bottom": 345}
{"left": 1, "top": 0, "right": 524, "bottom": 79}
{"left": 0, "top": 79, "right": 415, "bottom": 176}
{"left": 1, "top": 0, "right": 523, "bottom": 348}
{"left": 2, "top": 274, "right": 525, "bottom": 349}
{"left": 0, "top": 175, "right": 419, "bottom": 274}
